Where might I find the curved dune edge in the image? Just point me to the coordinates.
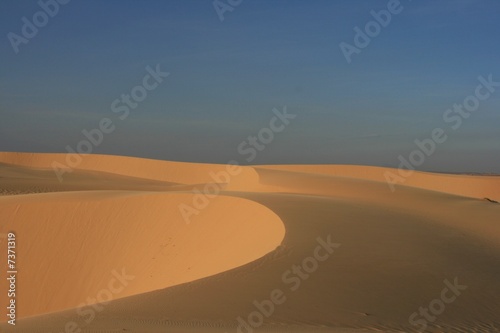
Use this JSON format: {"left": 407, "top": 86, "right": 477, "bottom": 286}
{"left": 0, "top": 191, "right": 285, "bottom": 320}
{"left": 5, "top": 187, "right": 500, "bottom": 333}
{"left": 1, "top": 152, "right": 499, "bottom": 332}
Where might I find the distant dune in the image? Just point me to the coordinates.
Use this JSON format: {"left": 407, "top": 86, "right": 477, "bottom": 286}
{"left": 1, "top": 152, "right": 499, "bottom": 333}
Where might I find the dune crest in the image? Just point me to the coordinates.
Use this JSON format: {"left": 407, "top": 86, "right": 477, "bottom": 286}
{"left": 258, "top": 164, "right": 500, "bottom": 201}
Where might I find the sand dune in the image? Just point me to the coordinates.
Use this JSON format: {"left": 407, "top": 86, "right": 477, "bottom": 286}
{"left": 258, "top": 164, "right": 500, "bottom": 201}
{"left": 0, "top": 152, "right": 258, "bottom": 188}
{"left": 0, "top": 190, "right": 284, "bottom": 319}
{"left": 0, "top": 152, "right": 499, "bottom": 333}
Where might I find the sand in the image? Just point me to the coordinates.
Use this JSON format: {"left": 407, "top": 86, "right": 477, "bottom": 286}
{"left": 0, "top": 152, "right": 499, "bottom": 333}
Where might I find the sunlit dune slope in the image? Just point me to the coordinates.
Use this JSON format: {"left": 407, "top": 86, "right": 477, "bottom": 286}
{"left": 0, "top": 191, "right": 285, "bottom": 319}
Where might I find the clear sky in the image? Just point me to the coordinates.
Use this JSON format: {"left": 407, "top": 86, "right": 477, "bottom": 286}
{"left": 1, "top": 0, "right": 499, "bottom": 172}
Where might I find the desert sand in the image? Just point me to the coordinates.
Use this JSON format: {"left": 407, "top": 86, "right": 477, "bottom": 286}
{"left": 0, "top": 152, "right": 499, "bottom": 333}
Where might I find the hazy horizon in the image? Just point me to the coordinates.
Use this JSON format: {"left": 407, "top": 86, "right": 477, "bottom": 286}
{"left": 1, "top": 0, "right": 499, "bottom": 173}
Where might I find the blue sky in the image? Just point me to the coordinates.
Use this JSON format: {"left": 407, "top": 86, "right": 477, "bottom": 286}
{"left": 1, "top": 0, "right": 499, "bottom": 172}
